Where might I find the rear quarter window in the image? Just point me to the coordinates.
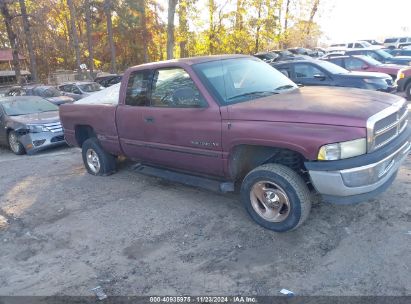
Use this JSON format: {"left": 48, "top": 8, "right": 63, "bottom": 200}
{"left": 125, "top": 70, "right": 151, "bottom": 106}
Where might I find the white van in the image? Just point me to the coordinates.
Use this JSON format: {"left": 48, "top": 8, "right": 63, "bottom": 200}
{"left": 384, "top": 37, "right": 411, "bottom": 49}
{"left": 326, "top": 41, "right": 379, "bottom": 53}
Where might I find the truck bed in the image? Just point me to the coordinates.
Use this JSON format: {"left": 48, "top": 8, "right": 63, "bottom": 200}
{"left": 59, "top": 103, "right": 122, "bottom": 156}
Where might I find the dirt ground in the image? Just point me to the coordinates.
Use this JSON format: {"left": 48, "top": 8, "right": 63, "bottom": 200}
{"left": 0, "top": 145, "right": 410, "bottom": 296}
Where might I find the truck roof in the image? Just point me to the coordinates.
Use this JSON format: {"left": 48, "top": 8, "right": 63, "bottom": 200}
{"left": 130, "top": 54, "right": 250, "bottom": 69}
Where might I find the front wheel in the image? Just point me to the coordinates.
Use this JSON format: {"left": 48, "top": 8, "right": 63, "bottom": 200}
{"left": 241, "top": 164, "right": 311, "bottom": 232}
{"left": 8, "top": 131, "right": 25, "bottom": 155}
{"left": 82, "top": 138, "right": 116, "bottom": 176}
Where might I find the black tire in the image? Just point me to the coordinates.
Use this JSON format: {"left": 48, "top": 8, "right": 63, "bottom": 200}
{"left": 8, "top": 131, "right": 25, "bottom": 155}
{"left": 81, "top": 137, "right": 116, "bottom": 176}
{"left": 241, "top": 163, "right": 311, "bottom": 232}
{"left": 405, "top": 82, "right": 411, "bottom": 101}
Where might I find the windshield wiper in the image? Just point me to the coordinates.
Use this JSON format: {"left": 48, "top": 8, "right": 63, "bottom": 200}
{"left": 227, "top": 91, "right": 278, "bottom": 100}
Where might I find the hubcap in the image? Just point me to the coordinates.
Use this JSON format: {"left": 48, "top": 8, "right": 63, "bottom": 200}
{"left": 9, "top": 133, "right": 20, "bottom": 153}
{"left": 250, "top": 181, "right": 291, "bottom": 223}
{"left": 86, "top": 149, "right": 101, "bottom": 173}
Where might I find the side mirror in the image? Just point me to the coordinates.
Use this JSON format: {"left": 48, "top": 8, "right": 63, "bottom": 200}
{"left": 314, "top": 74, "right": 326, "bottom": 81}
{"left": 361, "top": 65, "right": 369, "bottom": 70}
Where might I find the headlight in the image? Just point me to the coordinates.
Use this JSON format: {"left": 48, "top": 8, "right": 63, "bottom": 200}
{"left": 317, "top": 138, "right": 367, "bottom": 160}
{"left": 397, "top": 69, "right": 405, "bottom": 80}
{"left": 27, "top": 124, "right": 48, "bottom": 133}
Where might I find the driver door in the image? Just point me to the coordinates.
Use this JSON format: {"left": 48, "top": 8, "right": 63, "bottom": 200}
{"left": 138, "top": 67, "right": 224, "bottom": 176}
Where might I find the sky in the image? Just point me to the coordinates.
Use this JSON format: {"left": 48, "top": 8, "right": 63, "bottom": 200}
{"left": 318, "top": 0, "right": 411, "bottom": 44}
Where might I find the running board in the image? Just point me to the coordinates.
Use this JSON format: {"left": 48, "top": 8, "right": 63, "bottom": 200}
{"left": 132, "top": 164, "right": 235, "bottom": 193}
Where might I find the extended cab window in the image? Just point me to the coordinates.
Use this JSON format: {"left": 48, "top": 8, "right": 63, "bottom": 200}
{"left": 294, "top": 64, "right": 325, "bottom": 78}
{"left": 150, "top": 68, "right": 206, "bottom": 108}
{"left": 125, "top": 70, "right": 151, "bottom": 106}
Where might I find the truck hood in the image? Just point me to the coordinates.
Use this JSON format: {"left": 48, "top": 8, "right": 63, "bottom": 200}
{"left": 226, "top": 87, "right": 403, "bottom": 128}
{"left": 10, "top": 111, "right": 60, "bottom": 125}
{"left": 370, "top": 64, "right": 403, "bottom": 75}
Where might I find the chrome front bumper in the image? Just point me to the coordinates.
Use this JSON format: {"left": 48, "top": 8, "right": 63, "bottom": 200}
{"left": 19, "top": 131, "right": 66, "bottom": 154}
{"left": 308, "top": 140, "right": 410, "bottom": 204}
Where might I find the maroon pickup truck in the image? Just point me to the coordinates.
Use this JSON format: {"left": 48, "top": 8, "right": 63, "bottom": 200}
{"left": 60, "top": 55, "right": 410, "bottom": 232}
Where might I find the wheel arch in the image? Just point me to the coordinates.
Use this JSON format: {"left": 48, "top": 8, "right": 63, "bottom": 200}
{"left": 228, "top": 144, "right": 308, "bottom": 181}
{"left": 74, "top": 125, "right": 97, "bottom": 147}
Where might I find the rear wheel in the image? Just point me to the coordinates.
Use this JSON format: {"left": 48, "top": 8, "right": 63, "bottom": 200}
{"left": 82, "top": 138, "right": 116, "bottom": 176}
{"left": 405, "top": 82, "right": 411, "bottom": 101}
{"left": 241, "top": 163, "right": 311, "bottom": 232}
{"left": 8, "top": 131, "right": 25, "bottom": 155}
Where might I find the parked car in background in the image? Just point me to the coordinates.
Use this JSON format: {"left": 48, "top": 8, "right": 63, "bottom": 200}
{"left": 94, "top": 74, "right": 123, "bottom": 88}
{"left": 345, "top": 41, "right": 374, "bottom": 49}
{"left": 271, "top": 59, "right": 396, "bottom": 92}
{"left": 312, "top": 47, "right": 326, "bottom": 57}
{"left": 288, "top": 47, "right": 314, "bottom": 56}
{"left": 346, "top": 48, "right": 411, "bottom": 66}
{"left": 320, "top": 51, "right": 346, "bottom": 59}
{"left": 325, "top": 41, "right": 379, "bottom": 52}
{"left": 60, "top": 55, "right": 410, "bottom": 232}
{"left": 383, "top": 37, "right": 411, "bottom": 49}
{"left": 326, "top": 43, "right": 346, "bottom": 52}
{"left": 253, "top": 52, "right": 278, "bottom": 63}
{"left": 58, "top": 81, "right": 103, "bottom": 100}
{"left": 363, "top": 39, "right": 382, "bottom": 46}
{"left": 322, "top": 55, "right": 405, "bottom": 79}
{"left": 6, "top": 85, "right": 74, "bottom": 106}
{"left": 390, "top": 49, "right": 411, "bottom": 57}
{"left": 270, "top": 50, "right": 310, "bottom": 62}
{"left": 0, "top": 96, "right": 65, "bottom": 155}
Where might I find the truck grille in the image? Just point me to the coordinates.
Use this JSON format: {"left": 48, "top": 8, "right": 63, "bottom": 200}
{"left": 367, "top": 100, "right": 408, "bottom": 152}
{"left": 44, "top": 122, "right": 63, "bottom": 133}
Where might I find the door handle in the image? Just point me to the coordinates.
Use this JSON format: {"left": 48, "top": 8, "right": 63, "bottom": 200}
{"left": 144, "top": 116, "right": 155, "bottom": 123}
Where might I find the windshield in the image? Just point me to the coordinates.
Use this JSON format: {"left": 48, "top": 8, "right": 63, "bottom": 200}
{"left": 193, "top": 58, "right": 297, "bottom": 104}
{"left": 360, "top": 41, "right": 372, "bottom": 47}
{"left": 375, "top": 49, "right": 392, "bottom": 59}
{"left": 78, "top": 83, "right": 103, "bottom": 93}
{"left": 316, "top": 60, "right": 349, "bottom": 74}
{"left": 1, "top": 97, "right": 58, "bottom": 116}
{"left": 359, "top": 56, "right": 382, "bottom": 66}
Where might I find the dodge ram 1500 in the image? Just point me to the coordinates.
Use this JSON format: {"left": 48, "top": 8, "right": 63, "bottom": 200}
{"left": 60, "top": 55, "right": 410, "bottom": 232}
